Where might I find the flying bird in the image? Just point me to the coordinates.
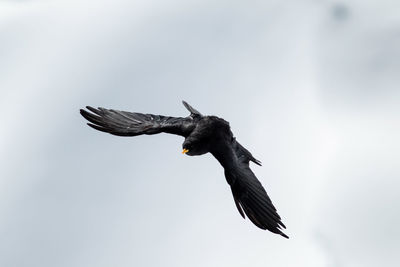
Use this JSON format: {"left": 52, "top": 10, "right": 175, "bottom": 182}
{"left": 80, "top": 101, "right": 288, "bottom": 238}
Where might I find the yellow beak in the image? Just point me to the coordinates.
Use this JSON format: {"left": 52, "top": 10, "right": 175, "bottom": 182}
{"left": 182, "top": 148, "right": 189, "bottom": 154}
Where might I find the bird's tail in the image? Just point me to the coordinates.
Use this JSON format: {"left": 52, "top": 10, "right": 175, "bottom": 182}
{"left": 182, "top": 101, "right": 202, "bottom": 117}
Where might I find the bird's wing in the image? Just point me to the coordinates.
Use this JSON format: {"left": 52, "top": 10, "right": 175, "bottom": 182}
{"left": 221, "top": 140, "right": 288, "bottom": 238}
{"left": 80, "top": 106, "right": 196, "bottom": 137}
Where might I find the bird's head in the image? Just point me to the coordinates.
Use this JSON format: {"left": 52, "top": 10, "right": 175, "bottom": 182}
{"left": 182, "top": 138, "right": 209, "bottom": 156}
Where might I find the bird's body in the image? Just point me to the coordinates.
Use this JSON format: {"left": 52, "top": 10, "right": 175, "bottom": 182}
{"left": 80, "top": 101, "right": 288, "bottom": 238}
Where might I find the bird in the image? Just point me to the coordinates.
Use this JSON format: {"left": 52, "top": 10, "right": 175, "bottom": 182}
{"left": 80, "top": 101, "right": 288, "bottom": 238}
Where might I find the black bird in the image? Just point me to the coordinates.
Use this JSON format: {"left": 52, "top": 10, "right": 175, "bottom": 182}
{"left": 80, "top": 101, "right": 288, "bottom": 238}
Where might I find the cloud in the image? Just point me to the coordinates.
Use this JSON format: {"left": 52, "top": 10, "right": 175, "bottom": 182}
{"left": 0, "top": 1, "right": 398, "bottom": 266}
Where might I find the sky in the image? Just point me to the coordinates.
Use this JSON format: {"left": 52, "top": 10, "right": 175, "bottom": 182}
{"left": 0, "top": 0, "right": 399, "bottom": 266}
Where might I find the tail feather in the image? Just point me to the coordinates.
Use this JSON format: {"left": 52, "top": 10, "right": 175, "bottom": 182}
{"left": 182, "top": 101, "right": 202, "bottom": 117}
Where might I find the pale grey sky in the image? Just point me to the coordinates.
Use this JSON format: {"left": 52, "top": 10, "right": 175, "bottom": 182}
{"left": 1, "top": 1, "right": 399, "bottom": 266}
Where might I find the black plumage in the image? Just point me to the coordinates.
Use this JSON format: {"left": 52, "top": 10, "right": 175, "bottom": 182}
{"left": 80, "top": 101, "right": 288, "bottom": 238}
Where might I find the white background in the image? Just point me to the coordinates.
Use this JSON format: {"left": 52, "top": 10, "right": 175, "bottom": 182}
{"left": 1, "top": 1, "right": 399, "bottom": 266}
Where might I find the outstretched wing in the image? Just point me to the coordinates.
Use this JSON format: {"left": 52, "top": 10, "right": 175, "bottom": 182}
{"left": 80, "top": 106, "right": 196, "bottom": 137}
{"left": 222, "top": 140, "right": 288, "bottom": 238}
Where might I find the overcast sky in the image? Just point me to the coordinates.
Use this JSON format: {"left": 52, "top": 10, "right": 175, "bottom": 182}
{"left": 1, "top": 1, "right": 399, "bottom": 266}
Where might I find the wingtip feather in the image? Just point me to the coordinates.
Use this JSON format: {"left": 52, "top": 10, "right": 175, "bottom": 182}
{"left": 280, "top": 232, "right": 289, "bottom": 239}
{"left": 87, "top": 123, "right": 108, "bottom": 133}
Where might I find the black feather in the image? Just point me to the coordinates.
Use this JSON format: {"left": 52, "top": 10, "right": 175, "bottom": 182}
{"left": 80, "top": 101, "right": 288, "bottom": 238}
